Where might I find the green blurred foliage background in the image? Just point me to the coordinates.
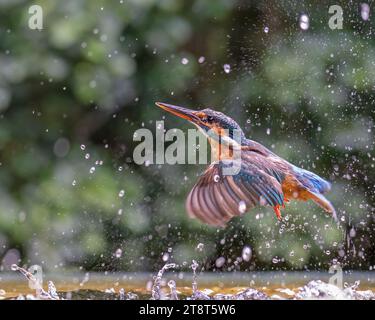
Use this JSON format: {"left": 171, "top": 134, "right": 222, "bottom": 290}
{"left": 0, "top": 0, "right": 374, "bottom": 273}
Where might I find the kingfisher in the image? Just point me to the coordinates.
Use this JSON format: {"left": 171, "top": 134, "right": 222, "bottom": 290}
{"left": 155, "top": 102, "right": 337, "bottom": 227}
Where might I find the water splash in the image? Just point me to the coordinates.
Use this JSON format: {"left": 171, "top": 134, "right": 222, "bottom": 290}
{"left": 11, "top": 264, "right": 42, "bottom": 290}
{"left": 295, "top": 280, "right": 375, "bottom": 300}
{"left": 48, "top": 281, "right": 60, "bottom": 300}
{"left": 191, "top": 260, "right": 199, "bottom": 294}
{"left": 119, "top": 288, "right": 126, "bottom": 300}
{"left": 188, "top": 260, "right": 214, "bottom": 300}
{"left": 80, "top": 272, "right": 90, "bottom": 286}
{"left": 168, "top": 280, "right": 179, "bottom": 300}
{"left": 151, "top": 263, "right": 177, "bottom": 300}
{"left": 214, "top": 288, "right": 269, "bottom": 300}
{"left": 11, "top": 264, "right": 59, "bottom": 300}
{"left": 7, "top": 263, "right": 375, "bottom": 300}
{"left": 116, "top": 287, "right": 138, "bottom": 300}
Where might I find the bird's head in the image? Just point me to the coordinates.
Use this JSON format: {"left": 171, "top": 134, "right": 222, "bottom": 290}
{"left": 155, "top": 102, "right": 245, "bottom": 145}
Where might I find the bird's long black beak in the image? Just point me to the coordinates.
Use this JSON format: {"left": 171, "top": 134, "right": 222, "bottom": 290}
{"left": 155, "top": 102, "right": 199, "bottom": 123}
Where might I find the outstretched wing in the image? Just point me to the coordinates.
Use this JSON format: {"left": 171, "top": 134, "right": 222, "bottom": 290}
{"left": 186, "top": 159, "right": 285, "bottom": 226}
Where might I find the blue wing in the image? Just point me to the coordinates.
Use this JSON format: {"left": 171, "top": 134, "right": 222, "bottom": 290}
{"left": 186, "top": 160, "right": 284, "bottom": 226}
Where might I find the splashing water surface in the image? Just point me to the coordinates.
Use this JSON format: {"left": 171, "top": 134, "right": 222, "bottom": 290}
{"left": 2, "top": 263, "right": 375, "bottom": 300}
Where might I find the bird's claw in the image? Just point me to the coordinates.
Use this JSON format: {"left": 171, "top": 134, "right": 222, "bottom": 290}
{"left": 273, "top": 205, "right": 282, "bottom": 221}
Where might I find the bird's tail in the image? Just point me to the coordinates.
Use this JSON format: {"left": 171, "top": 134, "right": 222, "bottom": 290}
{"left": 295, "top": 167, "right": 331, "bottom": 194}
{"left": 293, "top": 166, "right": 337, "bottom": 221}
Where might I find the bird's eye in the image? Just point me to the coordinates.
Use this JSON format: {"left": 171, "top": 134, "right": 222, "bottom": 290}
{"left": 200, "top": 115, "right": 213, "bottom": 123}
{"left": 196, "top": 112, "right": 210, "bottom": 122}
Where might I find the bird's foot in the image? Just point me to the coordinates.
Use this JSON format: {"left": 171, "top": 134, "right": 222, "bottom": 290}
{"left": 273, "top": 205, "right": 282, "bottom": 221}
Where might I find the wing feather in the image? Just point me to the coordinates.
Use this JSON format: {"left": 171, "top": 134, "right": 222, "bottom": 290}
{"left": 186, "top": 160, "right": 285, "bottom": 226}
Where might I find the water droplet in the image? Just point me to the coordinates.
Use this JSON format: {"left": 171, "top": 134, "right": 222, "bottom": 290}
{"left": 181, "top": 57, "right": 189, "bottom": 65}
{"left": 242, "top": 246, "right": 252, "bottom": 262}
{"left": 264, "top": 26, "right": 269, "bottom": 33}
{"left": 168, "top": 280, "right": 178, "bottom": 300}
{"left": 191, "top": 260, "right": 199, "bottom": 293}
{"left": 259, "top": 196, "right": 267, "bottom": 206}
{"left": 238, "top": 201, "right": 247, "bottom": 214}
{"left": 85, "top": 153, "right": 90, "bottom": 159}
{"left": 215, "top": 257, "right": 225, "bottom": 268}
{"left": 80, "top": 144, "right": 86, "bottom": 150}
{"left": 266, "top": 128, "right": 271, "bottom": 135}
{"left": 191, "top": 260, "right": 199, "bottom": 271}
{"left": 48, "top": 281, "right": 59, "bottom": 299}
{"left": 198, "top": 56, "right": 205, "bottom": 63}
{"left": 72, "top": 180, "right": 77, "bottom": 186}
{"left": 89, "top": 167, "right": 95, "bottom": 174}
{"left": 11, "top": 264, "right": 19, "bottom": 271}
{"left": 119, "top": 288, "right": 125, "bottom": 300}
{"left": 361, "top": 3, "right": 370, "bottom": 21}
{"left": 118, "top": 190, "right": 125, "bottom": 197}
{"left": 272, "top": 257, "right": 279, "bottom": 264}
{"left": 223, "top": 64, "right": 231, "bottom": 74}
{"left": 115, "top": 248, "right": 122, "bottom": 258}
{"left": 196, "top": 243, "right": 204, "bottom": 252}
{"left": 162, "top": 252, "right": 169, "bottom": 262}
{"left": 299, "top": 14, "right": 309, "bottom": 30}
{"left": 213, "top": 175, "right": 220, "bottom": 182}
{"left": 168, "top": 279, "right": 176, "bottom": 289}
